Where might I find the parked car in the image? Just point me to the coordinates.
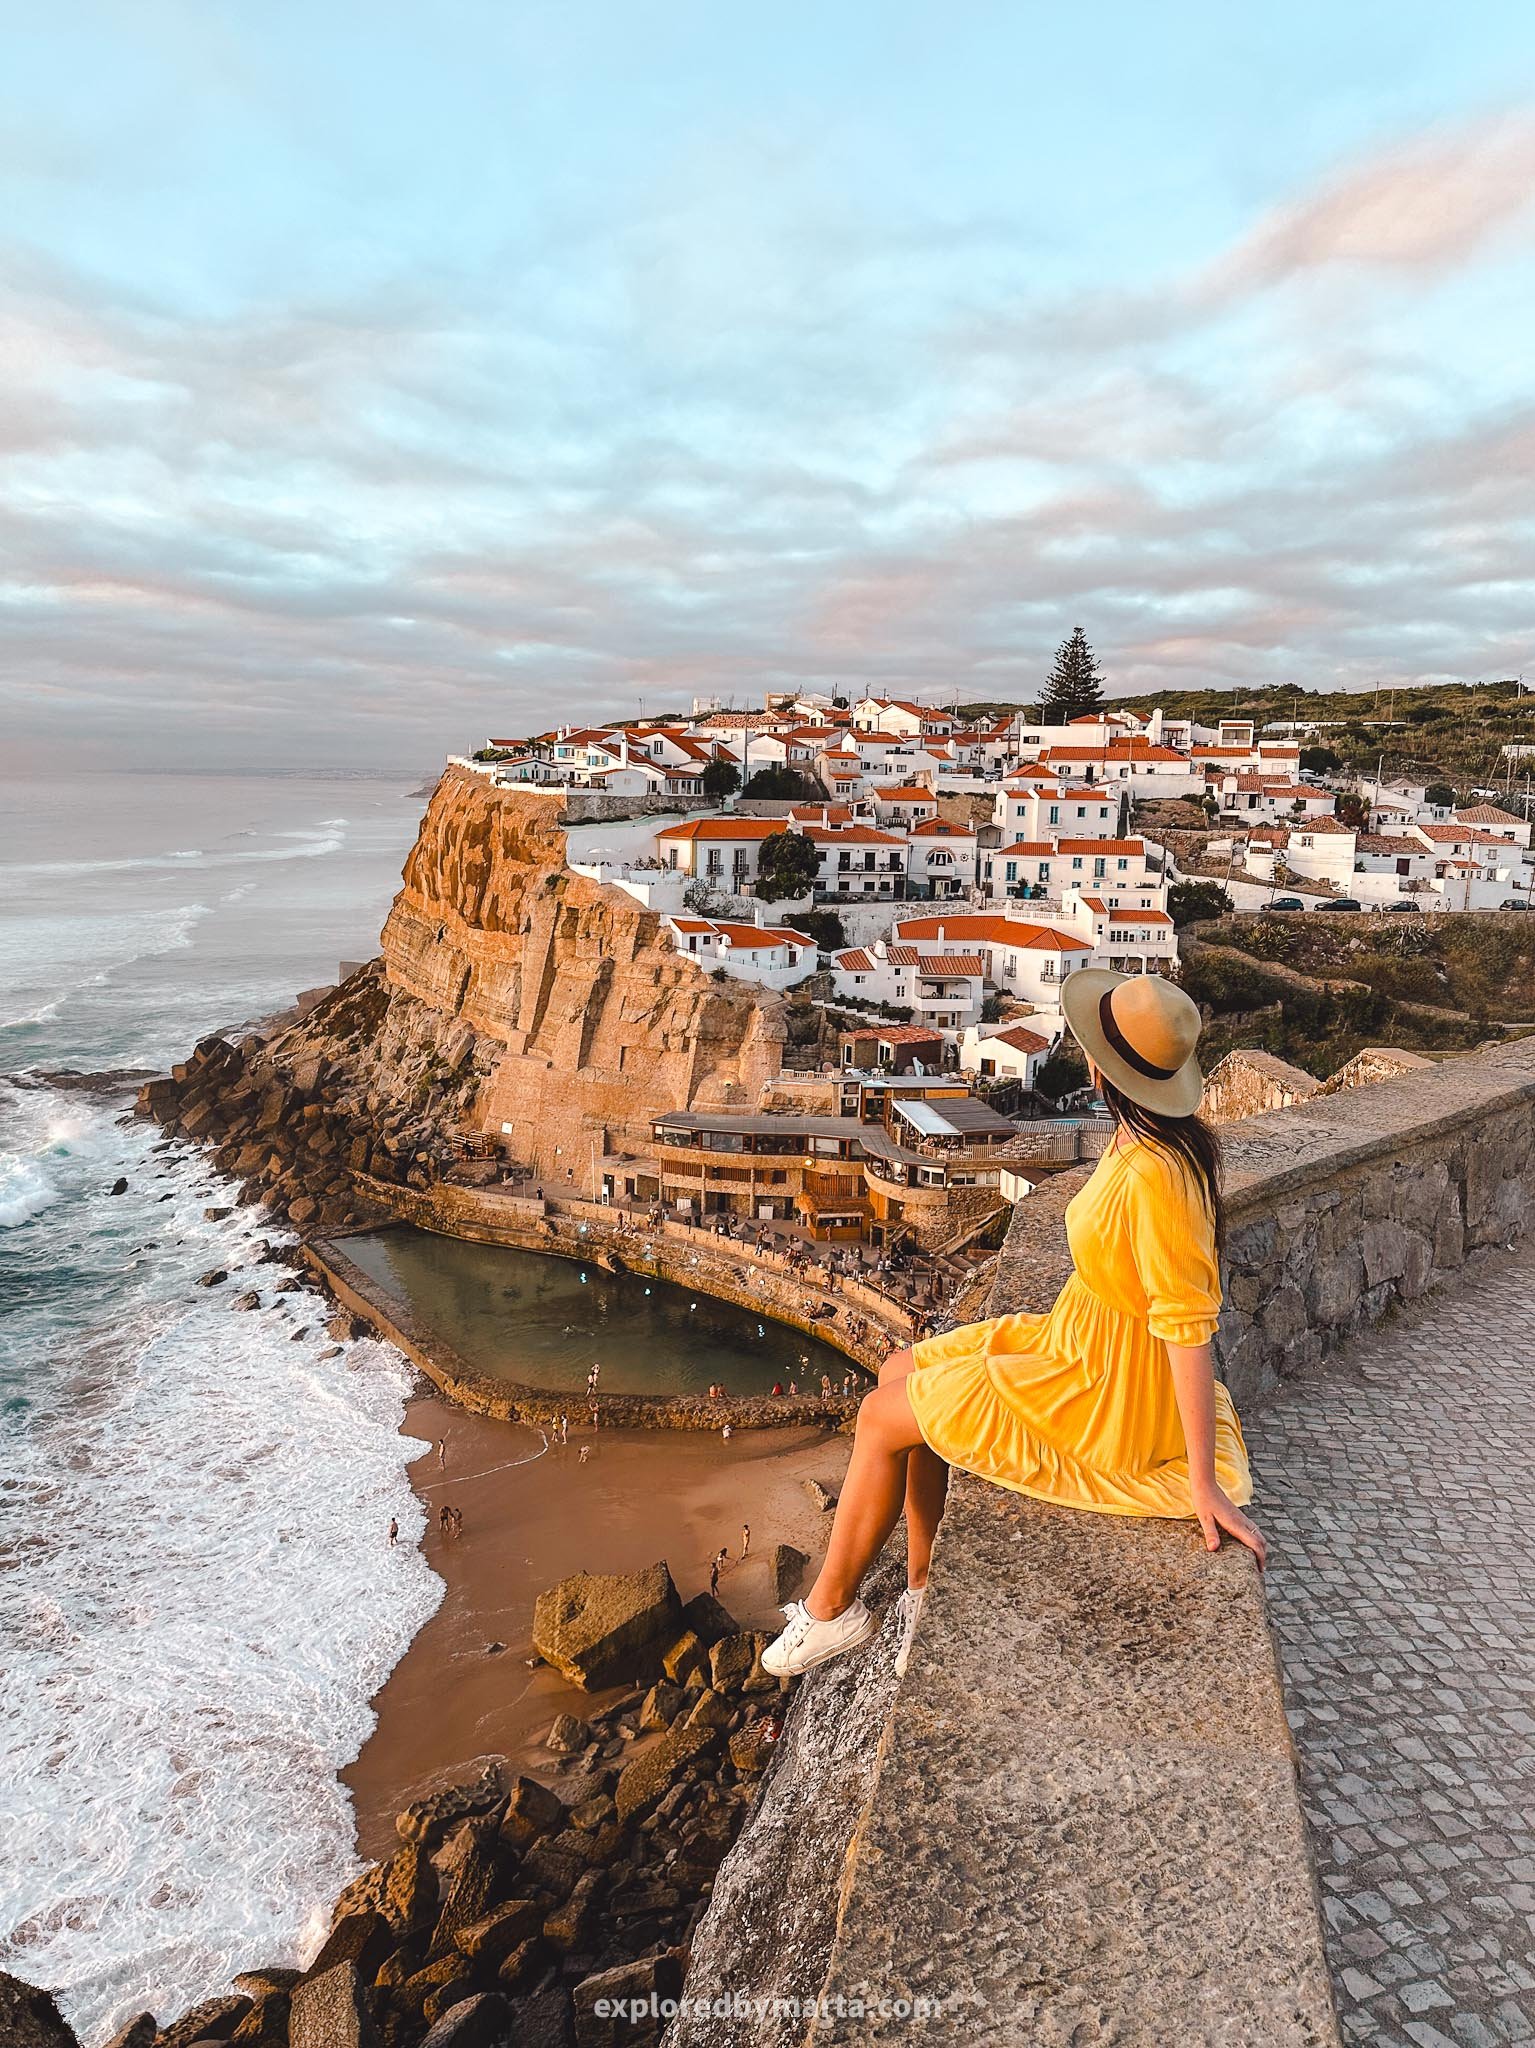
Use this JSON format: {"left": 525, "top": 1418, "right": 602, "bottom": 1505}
{"left": 1328, "top": 898, "right": 1363, "bottom": 912}
{"left": 1268, "top": 896, "right": 1306, "bottom": 911}
{"left": 1499, "top": 898, "right": 1534, "bottom": 911}
{"left": 1383, "top": 900, "right": 1417, "bottom": 913}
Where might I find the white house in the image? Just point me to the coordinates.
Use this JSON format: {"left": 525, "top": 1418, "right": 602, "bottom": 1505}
{"left": 831, "top": 940, "right": 988, "bottom": 1028}
{"left": 1454, "top": 803, "right": 1532, "bottom": 852}
{"left": 906, "top": 817, "right": 977, "bottom": 899}
{"left": 1063, "top": 894, "right": 1179, "bottom": 971}
{"left": 892, "top": 911, "right": 1095, "bottom": 1011}
{"left": 959, "top": 1020, "right": 1058, "bottom": 1088}
{"left": 802, "top": 823, "right": 908, "bottom": 898}
{"left": 664, "top": 917, "right": 817, "bottom": 990}
{"left": 870, "top": 783, "right": 939, "bottom": 829}
{"left": 993, "top": 778, "right": 1118, "bottom": 842}
{"left": 991, "top": 837, "right": 1156, "bottom": 905}
{"left": 653, "top": 816, "right": 785, "bottom": 886}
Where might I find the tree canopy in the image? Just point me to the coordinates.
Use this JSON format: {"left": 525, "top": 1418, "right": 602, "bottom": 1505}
{"left": 701, "top": 758, "right": 741, "bottom": 799}
{"left": 1040, "top": 627, "right": 1106, "bottom": 723}
{"left": 756, "top": 830, "right": 821, "bottom": 901}
{"left": 743, "top": 765, "right": 818, "bottom": 800}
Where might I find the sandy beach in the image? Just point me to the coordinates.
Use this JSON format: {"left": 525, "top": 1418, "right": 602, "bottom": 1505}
{"left": 344, "top": 1388, "right": 854, "bottom": 1859}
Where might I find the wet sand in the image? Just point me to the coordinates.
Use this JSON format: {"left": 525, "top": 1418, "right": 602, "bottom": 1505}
{"left": 344, "top": 1390, "right": 853, "bottom": 1860}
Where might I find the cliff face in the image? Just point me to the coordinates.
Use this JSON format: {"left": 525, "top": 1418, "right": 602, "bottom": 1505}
{"left": 376, "top": 771, "right": 786, "bottom": 1182}
{"left": 139, "top": 771, "right": 788, "bottom": 1232}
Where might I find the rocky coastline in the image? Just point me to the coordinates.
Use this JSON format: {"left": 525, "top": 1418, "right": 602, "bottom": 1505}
{"left": 6, "top": 1562, "right": 807, "bottom": 2048}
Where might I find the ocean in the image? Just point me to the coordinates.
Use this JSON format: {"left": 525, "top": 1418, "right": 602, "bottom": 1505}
{"left": 0, "top": 771, "right": 442, "bottom": 2045}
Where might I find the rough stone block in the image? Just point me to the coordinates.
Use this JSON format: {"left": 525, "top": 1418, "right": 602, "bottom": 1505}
{"left": 289, "top": 1961, "right": 379, "bottom": 2048}
{"left": 533, "top": 1563, "right": 681, "bottom": 1689}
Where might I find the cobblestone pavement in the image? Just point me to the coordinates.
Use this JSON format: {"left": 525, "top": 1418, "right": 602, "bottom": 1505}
{"left": 1251, "top": 1246, "right": 1535, "bottom": 2048}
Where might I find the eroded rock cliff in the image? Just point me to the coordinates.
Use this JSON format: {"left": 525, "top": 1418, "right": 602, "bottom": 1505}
{"left": 378, "top": 771, "right": 787, "bottom": 1180}
{"left": 141, "top": 771, "right": 789, "bottom": 1223}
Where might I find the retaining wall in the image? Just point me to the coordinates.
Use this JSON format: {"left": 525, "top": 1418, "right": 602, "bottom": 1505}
{"left": 678, "top": 1035, "right": 1535, "bottom": 2043}
{"left": 316, "top": 1175, "right": 920, "bottom": 1427}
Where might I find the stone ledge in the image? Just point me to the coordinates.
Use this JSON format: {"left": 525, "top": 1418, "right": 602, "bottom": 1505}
{"left": 812, "top": 1481, "right": 1339, "bottom": 2046}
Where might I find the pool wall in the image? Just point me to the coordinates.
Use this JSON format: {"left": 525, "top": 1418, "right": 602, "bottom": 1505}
{"left": 306, "top": 1216, "right": 882, "bottom": 1431}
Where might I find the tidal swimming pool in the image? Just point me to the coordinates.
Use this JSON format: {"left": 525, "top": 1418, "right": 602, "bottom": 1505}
{"left": 342, "top": 1226, "right": 857, "bottom": 1398}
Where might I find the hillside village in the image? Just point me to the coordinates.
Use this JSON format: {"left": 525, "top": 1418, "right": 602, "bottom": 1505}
{"left": 402, "top": 691, "right": 1535, "bottom": 1266}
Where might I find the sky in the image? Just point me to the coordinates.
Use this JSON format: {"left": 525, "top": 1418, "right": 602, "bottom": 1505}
{"left": 4, "top": 2, "right": 1535, "bottom": 771}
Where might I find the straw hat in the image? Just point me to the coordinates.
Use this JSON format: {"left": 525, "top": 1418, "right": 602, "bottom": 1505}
{"left": 1060, "top": 969, "right": 1204, "bottom": 1117}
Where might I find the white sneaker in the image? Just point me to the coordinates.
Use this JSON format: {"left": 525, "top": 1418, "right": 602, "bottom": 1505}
{"left": 892, "top": 1586, "right": 925, "bottom": 1679}
{"left": 761, "top": 1597, "right": 879, "bottom": 1677}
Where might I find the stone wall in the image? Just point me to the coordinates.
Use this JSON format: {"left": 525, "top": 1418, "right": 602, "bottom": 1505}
{"left": 988, "top": 1033, "right": 1535, "bottom": 1409}
{"left": 1203, "top": 1047, "right": 1320, "bottom": 1123}
{"left": 677, "top": 1036, "right": 1535, "bottom": 2044}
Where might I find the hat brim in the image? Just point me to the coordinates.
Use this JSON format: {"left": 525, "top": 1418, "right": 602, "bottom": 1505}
{"left": 1060, "top": 968, "right": 1205, "bottom": 1118}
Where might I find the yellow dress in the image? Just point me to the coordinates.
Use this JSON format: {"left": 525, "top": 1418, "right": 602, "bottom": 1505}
{"left": 906, "top": 1139, "right": 1251, "bottom": 1517}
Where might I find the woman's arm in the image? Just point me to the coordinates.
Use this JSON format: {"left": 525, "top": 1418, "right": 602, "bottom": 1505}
{"left": 1166, "top": 1340, "right": 1267, "bottom": 1567}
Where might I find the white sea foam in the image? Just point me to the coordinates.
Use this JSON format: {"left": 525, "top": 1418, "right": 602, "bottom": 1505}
{"left": 0, "top": 1091, "right": 443, "bottom": 2044}
{"left": 7, "top": 821, "right": 349, "bottom": 880}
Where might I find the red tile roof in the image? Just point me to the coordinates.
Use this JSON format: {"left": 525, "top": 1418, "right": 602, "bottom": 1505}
{"left": 895, "top": 914, "right": 1093, "bottom": 952}
{"left": 834, "top": 949, "right": 876, "bottom": 972}
{"left": 885, "top": 947, "right": 987, "bottom": 975}
{"left": 981, "top": 1024, "right": 1052, "bottom": 1055}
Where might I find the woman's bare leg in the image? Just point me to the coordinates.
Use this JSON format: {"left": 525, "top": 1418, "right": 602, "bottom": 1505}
{"left": 805, "top": 1378, "right": 929, "bottom": 1619}
{"left": 879, "top": 1346, "right": 949, "bottom": 1593}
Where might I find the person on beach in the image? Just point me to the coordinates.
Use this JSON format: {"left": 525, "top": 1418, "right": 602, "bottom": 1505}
{"left": 741, "top": 1522, "right": 750, "bottom": 1559}
{"left": 722, "top": 1423, "right": 733, "bottom": 1442}
{"left": 710, "top": 1559, "right": 721, "bottom": 1597}
{"left": 388, "top": 1518, "right": 398, "bottom": 1547}
{"left": 763, "top": 973, "right": 1265, "bottom": 1685}
{"left": 438, "top": 1504, "right": 452, "bottom": 1538}
{"left": 436, "top": 1438, "right": 446, "bottom": 1470}
{"left": 772, "top": 1382, "right": 784, "bottom": 1397}
{"left": 578, "top": 1445, "right": 591, "bottom": 1465}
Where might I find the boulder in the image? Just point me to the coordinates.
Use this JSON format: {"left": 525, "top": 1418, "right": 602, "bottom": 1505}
{"left": 614, "top": 1722, "right": 720, "bottom": 1824}
{"left": 229, "top": 1994, "right": 290, "bottom": 2046}
{"left": 660, "top": 1628, "right": 709, "bottom": 1689}
{"left": 769, "top": 1542, "right": 808, "bottom": 1602}
{"left": 544, "top": 1711, "right": 592, "bottom": 1755}
{"left": 427, "top": 1819, "right": 507, "bottom": 1958}
{"left": 508, "top": 1989, "right": 576, "bottom": 2048}
{"left": 231, "top": 1971, "right": 299, "bottom": 1999}
{"left": 288, "top": 1964, "right": 380, "bottom": 2048}
{"left": 684, "top": 1688, "right": 734, "bottom": 1731}
{"left": 382, "top": 1841, "right": 438, "bottom": 1932}
{"left": 804, "top": 1477, "right": 837, "bottom": 1512}
{"left": 157, "top": 1996, "right": 253, "bottom": 2048}
{"left": 543, "top": 1868, "right": 602, "bottom": 1952}
{"left": 572, "top": 1955, "right": 682, "bottom": 2048}
{"left": 419, "top": 1994, "right": 514, "bottom": 2048}
{"left": 300, "top": 1906, "right": 394, "bottom": 1985}
{"left": 679, "top": 1590, "right": 738, "bottom": 1644}
{"left": 729, "top": 1718, "right": 780, "bottom": 1774}
{"left": 496, "top": 1940, "right": 548, "bottom": 1995}
{"left": 197, "top": 1269, "right": 228, "bottom": 1288}
{"left": 638, "top": 1680, "right": 684, "bottom": 1731}
{"left": 231, "top": 1290, "right": 262, "bottom": 1312}
{"left": 453, "top": 1898, "right": 542, "bottom": 1966}
{"left": 102, "top": 2017, "right": 156, "bottom": 2048}
{"left": 707, "top": 1632, "right": 759, "bottom": 1694}
{"left": 500, "top": 1773, "right": 565, "bottom": 1845}
{"left": 110, "top": 1177, "right": 130, "bottom": 1196}
{"left": 532, "top": 1563, "right": 681, "bottom": 1690}
{"left": 396, "top": 1766, "right": 506, "bottom": 1844}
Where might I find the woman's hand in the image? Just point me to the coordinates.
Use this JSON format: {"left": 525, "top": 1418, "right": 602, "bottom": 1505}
{"left": 1191, "top": 1481, "right": 1267, "bottom": 1569}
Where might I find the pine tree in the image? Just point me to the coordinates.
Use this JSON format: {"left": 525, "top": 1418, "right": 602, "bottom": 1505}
{"left": 1040, "top": 627, "right": 1106, "bottom": 724}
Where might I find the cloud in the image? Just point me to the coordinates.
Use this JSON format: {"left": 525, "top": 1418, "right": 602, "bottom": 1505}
{"left": 4, "top": 107, "right": 1535, "bottom": 769}
{"left": 1209, "top": 113, "right": 1535, "bottom": 294}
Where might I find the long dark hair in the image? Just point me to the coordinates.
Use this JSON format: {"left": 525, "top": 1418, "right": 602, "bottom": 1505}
{"left": 1098, "top": 1075, "right": 1225, "bottom": 1248}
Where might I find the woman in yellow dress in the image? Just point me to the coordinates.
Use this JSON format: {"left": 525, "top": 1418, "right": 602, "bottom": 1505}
{"left": 763, "top": 969, "right": 1266, "bottom": 1680}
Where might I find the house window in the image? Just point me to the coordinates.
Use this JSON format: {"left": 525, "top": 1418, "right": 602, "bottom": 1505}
{"left": 1048, "top": 805, "right": 1059, "bottom": 824}
{"left": 1005, "top": 861, "right": 1017, "bottom": 882}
